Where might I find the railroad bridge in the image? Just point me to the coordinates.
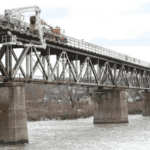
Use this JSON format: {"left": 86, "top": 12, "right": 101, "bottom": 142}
{"left": 0, "top": 14, "right": 150, "bottom": 144}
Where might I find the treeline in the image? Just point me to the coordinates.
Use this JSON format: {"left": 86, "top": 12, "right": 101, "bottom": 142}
{"left": 24, "top": 84, "right": 145, "bottom": 121}
{"left": 25, "top": 83, "right": 89, "bottom": 108}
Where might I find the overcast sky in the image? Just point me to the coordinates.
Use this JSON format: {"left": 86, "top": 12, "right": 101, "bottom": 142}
{"left": 1, "top": 0, "right": 150, "bottom": 62}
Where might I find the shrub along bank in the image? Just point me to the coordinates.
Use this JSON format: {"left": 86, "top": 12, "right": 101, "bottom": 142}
{"left": 27, "top": 100, "right": 95, "bottom": 121}
{"left": 27, "top": 101, "right": 144, "bottom": 121}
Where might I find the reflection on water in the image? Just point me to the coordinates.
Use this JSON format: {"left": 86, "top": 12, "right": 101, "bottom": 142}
{"left": 1, "top": 115, "right": 150, "bottom": 150}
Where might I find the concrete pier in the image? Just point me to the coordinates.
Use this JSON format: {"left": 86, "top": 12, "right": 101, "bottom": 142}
{"left": 142, "top": 91, "right": 150, "bottom": 116}
{"left": 0, "top": 82, "right": 28, "bottom": 144}
{"left": 93, "top": 88, "right": 128, "bottom": 124}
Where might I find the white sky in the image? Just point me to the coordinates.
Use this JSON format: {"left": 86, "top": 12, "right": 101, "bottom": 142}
{"left": 0, "top": 0, "right": 150, "bottom": 62}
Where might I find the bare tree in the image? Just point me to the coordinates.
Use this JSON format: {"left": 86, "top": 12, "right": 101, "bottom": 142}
{"left": 42, "top": 84, "right": 59, "bottom": 102}
{"left": 55, "top": 85, "right": 88, "bottom": 108}
{"left": 126, "top": 89, "right": 143, "bottom": 102}
{"left": 25, "top": 83, "right": 44, "bottom": 107}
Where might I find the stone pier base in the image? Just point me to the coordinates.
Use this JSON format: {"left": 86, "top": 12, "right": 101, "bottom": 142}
{"left": 93, "top": 88, "right": 128, "bottom": 124}
{"left": 0, "top": 82, "right": 28, "bottom": 144}
{"left": 142, "top": 91, "right": 150, "bottom": 116}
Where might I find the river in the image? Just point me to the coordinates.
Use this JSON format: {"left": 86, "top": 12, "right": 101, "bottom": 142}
{"left": 0, "top": 115, "right": 150, "bottom": 150}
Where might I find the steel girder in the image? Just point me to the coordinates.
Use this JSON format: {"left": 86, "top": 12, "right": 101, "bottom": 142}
{"left": 0, "top": 45, "right": 149, "bottom": 89}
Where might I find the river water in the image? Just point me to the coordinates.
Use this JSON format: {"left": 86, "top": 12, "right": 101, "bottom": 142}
{"left": 1, "top": 115, "right": 150, "bottom": 150}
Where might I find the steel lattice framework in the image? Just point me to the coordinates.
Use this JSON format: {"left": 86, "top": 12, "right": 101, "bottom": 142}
{"left": 0, "top": 14, "right": 150, "bottom": 90}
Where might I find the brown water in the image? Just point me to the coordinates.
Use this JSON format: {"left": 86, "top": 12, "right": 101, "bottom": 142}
{"left": 1, "top": 115, "right": 150, "bottom": 150}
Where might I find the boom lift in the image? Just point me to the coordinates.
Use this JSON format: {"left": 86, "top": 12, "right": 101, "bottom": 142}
{"left": 3, "top": 6, "right": 67, "bottom": 49}
{"left": 4, "top": 6, "right": 46, "bottom": 48}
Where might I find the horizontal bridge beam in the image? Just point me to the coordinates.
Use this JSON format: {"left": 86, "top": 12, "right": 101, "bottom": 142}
{"left": 16, "top": 37, "right": 150, "bottom": 71}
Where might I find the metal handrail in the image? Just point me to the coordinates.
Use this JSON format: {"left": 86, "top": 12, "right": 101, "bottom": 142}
{"left": 62, "top": 35, "right": 150, "bottom": 67}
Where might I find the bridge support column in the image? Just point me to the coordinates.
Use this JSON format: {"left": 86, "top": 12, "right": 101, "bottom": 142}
{"left": 142, "top": 91, "right": 150, "bottom": 116}
{"left": 0, "top": 82, "right": 28, "bottom": 144}
{"left": 93, "top": 88, "right": 128, "bottom": 124}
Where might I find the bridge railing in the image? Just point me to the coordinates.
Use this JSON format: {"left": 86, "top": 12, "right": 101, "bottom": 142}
{"left": 64, "top": 36, "right": 150, "bottom": 67}
{"left": 0, "top": 14, "right": 150, "bottom": 68}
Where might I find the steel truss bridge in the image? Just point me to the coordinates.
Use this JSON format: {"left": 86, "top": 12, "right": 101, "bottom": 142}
{"left": 0, "top": 14, "right": 150, "bottom": 90}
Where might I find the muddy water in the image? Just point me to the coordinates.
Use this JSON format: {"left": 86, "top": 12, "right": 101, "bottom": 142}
{"left": 1, "top": 115, "right": 150, "bottom": 150}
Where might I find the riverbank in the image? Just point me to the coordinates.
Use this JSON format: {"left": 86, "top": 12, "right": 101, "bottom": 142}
{"left": 27, "top": 100, "right": 95, "bottom": 121}
{"left": 128, "top": 101, "right": 143, "bottom": 114}
{"left": 27, "top": 101, "right": 144, "bottom": 121}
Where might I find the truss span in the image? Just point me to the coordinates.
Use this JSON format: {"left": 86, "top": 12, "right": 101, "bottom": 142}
{"left": 0, "top": 14, "right": 150, "bottom": 68}
{"left": 0, "top": 44, "right": 149, "bottom": 90}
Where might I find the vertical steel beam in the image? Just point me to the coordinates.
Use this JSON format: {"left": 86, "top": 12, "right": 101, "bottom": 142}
{"left": 9, "top": 45, "right": 12, "bottom": 78}
{"left": 47, "top": 47, "right": 50, "bottom": 77}
{"left": 26, "top": 49, "right": 30, "bottom": 78}
{"left": 63, "top": 54, "right": 65, "bottom": 81}
{"left": 90, "top": 66, "right": 92, "bottom": 83}
{"left": 57, "top": 55, "right": 59, "bottom": 80}
{"left": 99, "top": 63, "right": 102, "bottom": 83}
{"left": 114, "top": 63, "right": 117, "bottom": 86}
{"left": 145, "top": 71, "right": 149, "bottom": 88}
{"left": 97, "top": 59, "right": 99, "bottom": 82}
{"left": 42, "top": 56, "right": 45, "bottom": 80}
{"left": 138, "top": 70, "right": 141, "bottom": 87}
{"left": 80, "top": 61, "right": 82, "bottom": 81}
{"left": 75, "top": 54, "right": 78, "bottom": 78}
{"left": 87, "top": 58, "right": 89, "bottom": 83}
{"left": 69, "top": 61, "right": 72, "bottom": 81}
{"left": 5, "top": 45, "right": 9, "bottom": 74}
{"left": 30, "top": 47, "right": 33, "bottom": 79}
{"left": 148, "top": 72, "right": 150, "bottom": 87}
{"left": 106, "top": 62, "right": 109, "bottom": 81}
